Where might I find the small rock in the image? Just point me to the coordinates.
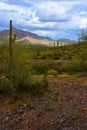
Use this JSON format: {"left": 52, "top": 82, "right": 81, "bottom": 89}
{"left": 4, "top": 116, "right": 9, "bottom": 121}
{"left": 60, "top": 119, "right": 65, "bottom": 123}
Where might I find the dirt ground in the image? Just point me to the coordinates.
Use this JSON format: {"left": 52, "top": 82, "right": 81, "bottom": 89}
{"left": 0, "top": 76, "right": 87, "bottom": 130}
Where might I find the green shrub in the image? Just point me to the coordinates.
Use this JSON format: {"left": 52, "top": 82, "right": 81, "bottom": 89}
{"left": 31, "top": 61, "right": 54, "bottom": 74}
{"left": 32, "top": 62, "right": 48, "bottom": 74}
{"left": 0, "top": 44, "right": 49, "bottom": 96}
{"left": 15, "top": 75, "right": 48, "bottom": 96}
{"left": 28, "top": 75, "right": 48, "bottom": 96}
{"left": 59, "top": 60, "right": 86, "bottom": 74}
{"left": 1, "top": 61, "right": 49, "bottom": 96}
{"left": 1, "top": 42, "right": 87, "bottom": 96}
{"left": 14, "top": 70, "right": 30, "bottom": 93}
{"left": 0, "top": 76, "right": 14, "bottom": 94}
{"left": 47, "top": 69, "right": 58, "bottom": 76}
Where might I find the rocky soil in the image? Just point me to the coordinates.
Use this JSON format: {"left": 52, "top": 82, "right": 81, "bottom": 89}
{"left": 0, "top": 76, "right": 87, "bottom": 130}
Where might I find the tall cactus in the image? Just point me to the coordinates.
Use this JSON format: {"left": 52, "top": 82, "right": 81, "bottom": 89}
{"left": 9, "top": 20, "right": 13, "bottom": 58}
{"left": 9, "top": 20, "right": 16, "bottom": 59}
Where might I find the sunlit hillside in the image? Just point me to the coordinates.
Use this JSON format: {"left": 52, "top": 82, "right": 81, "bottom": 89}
{"left": 17, "top": 36, "right": 54, "bottom": 46}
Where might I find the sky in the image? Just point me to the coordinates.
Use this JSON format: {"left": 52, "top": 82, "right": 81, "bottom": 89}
{"left": 0, "top": 0, "right": 87, "bottom": 40}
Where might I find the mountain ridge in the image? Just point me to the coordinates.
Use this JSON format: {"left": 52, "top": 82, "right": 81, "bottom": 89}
{"left": 0, "top": 27, "right": 54, "bottom": 46}
{"left": 0, "top": 27, "right": 53, "bottom": 41}
{"left": 0, "top": 27, "right": 75, "bottom": 46}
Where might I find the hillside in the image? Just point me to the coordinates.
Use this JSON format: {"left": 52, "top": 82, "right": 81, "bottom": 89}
{"left": 17, "top": 36, "right": 54, "bottom": 46}
{"left": 57, "top": 38, "right": 76, "bottom": 46}
{"left": 0, "top": 28, "right": 54, "bottom": 46}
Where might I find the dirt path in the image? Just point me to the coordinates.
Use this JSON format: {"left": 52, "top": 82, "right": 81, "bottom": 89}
{"left": 0, "top": 76, "right": 87, "bottom": 130}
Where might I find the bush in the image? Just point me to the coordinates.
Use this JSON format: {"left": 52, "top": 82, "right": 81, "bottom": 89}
{"left": 0, "top": 44, "right": 49, "bottom": 97}
{"left": 31, "top": 61, "right": 54, "bottom": 75}
{"left": 0, "top": 61, "right": 49, "bottom": 96}
{"left": 11, "top": 71, "right": 48, "bottom": 96}
{"left": 47, "top": 69, "right": 58, "bottom": 76}
{"left": 0, "top": 76, "right": 14, "bottom": 94}
{"left": 59, "top": 60, "right": 87, "bottom": 74}
{"left": 28, "top": 75, "right": 48, "bottom": 96}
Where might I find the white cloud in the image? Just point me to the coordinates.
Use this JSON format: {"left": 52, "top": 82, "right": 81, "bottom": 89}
{"left": 33, "top": 1, "right": 73, "bottom": 21}
{"left": 67, "top": 12, "right": 87, "bottom": 29}
{"left": 0, "top": 1, "right": 38, "bottom": 25}
{"left": 0, "top": 1, "right": 57, "bottom": 29}
{"left": 0, "top": 0, "right": 87, "bottom": 39}
{"left": 32, "top": 30, "right": 56, "bottom": 37}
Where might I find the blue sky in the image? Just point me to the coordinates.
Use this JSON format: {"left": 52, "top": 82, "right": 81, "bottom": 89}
{"left": 0, "top": 0, "right": 87, "bottom": 40}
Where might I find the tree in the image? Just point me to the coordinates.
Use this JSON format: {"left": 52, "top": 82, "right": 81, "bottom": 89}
{"left": 78, "top": 29, "right": 87, "bottom": 42}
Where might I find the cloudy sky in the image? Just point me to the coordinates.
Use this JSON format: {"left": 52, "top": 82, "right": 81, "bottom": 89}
{"left": 0, "top": 0, "right": 87, "bottom": 40}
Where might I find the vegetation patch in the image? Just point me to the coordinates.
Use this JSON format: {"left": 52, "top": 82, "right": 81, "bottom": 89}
{"left": 1, "top": 41, "right": 87, "bottom": 96}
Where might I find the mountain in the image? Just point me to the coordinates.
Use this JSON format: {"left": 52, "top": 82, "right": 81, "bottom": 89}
{"left": 0, "top": 27, "right": 53, "bottom": 40}
{"left": 56, "top": 38, "right": 76, "bottom": 46}
{"left": 58, "top": 38, "right": 75, "bottom": 43}
{"left": 0, "top": 27, "right": 54, "bottom": 46}
{"left": 0, "top": 28, "right": 76, "bottom": 46}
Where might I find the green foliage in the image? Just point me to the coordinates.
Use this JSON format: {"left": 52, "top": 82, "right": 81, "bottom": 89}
{"left": 27, "top": 76, "right": 48, "bottom": 96}
{"left": 57, "top": 60, "right": 87, "bottom": 74}
{"left": 1, "top": 41, "right": 87, "bottom": 96}
{"left": 12, "top": 34, "right": 16, "bottom": 42}
{"left": 0, "top": 44, "right": 49, "bottom": 96}
{"left": 0, "top": 76, "right": 14, "bottom": 94}
{"left": 47, "top": 69, "right": 58, "bottom": 76}
{"left": 31, "top": 61, "right": 54, "bottom": 75}
{"left": 0, "top": 61, "right": 48, "bottom": 96}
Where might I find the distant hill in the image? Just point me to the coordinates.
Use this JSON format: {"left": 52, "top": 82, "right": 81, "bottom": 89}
{"left": 0, "top": 28, "right": 76, "bottom": 46}
{"left": 0, "top": 27, "right": 53, "bottom": 40}
{"left": 0, "top": 27, "right": 54, "bottom": 46}
{"left": 58, "top": 38, "right": 75, "bottom": 43}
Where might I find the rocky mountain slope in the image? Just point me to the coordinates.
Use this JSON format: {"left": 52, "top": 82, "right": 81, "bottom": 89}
{"left": 0, "top": 28, "right": 54, "bottom": 46}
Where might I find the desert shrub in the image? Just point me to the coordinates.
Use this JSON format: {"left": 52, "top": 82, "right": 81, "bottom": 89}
{"left": 31, "top": 61, "right": 54, "bottom": 74}
{"left": 0, "top": 60, "right": 49, "bottom": 96}
{"left": 1, "top": 41, "right": 87, "bottom": 96}
{"left": 28, "top": 76, "right": 48, "bottom": 96}
{"left": 15, "top": 74, "right": 48, "bottom": 96}
{"left": 0, "top": 76, "right": 14, "bottom": 94}
{"left": 32, "top": 62, "right": 48, "bottom": 74}
{"left": 49, "top": 59, "right": 87, "bottom": 75}
{"left": 81, "top": 60, "right": 87, "bottom": 71}
{"left": 38, "top": 51, "right": 54, "bottom": 60}
{"left": 0, "top": 44, "right": 49, "bottom": 96}
{"left": 60, "top": 60, "right": 86, "bottom": 74}
{"left": 4, "top": 61, "right": 30, "bottom": 93}
{"left": 47, "top": 69, "right": 58, "bottom": 76}
{"left": 0, "top": 44, "right": 9, "bottom": 74}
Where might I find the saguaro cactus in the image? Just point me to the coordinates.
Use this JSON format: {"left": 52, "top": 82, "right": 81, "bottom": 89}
{"left": 9, "top": 20, "right": 16, "bottom": 59}
{"left": 9, "top": 20, "right": 13, "bottom": 58}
